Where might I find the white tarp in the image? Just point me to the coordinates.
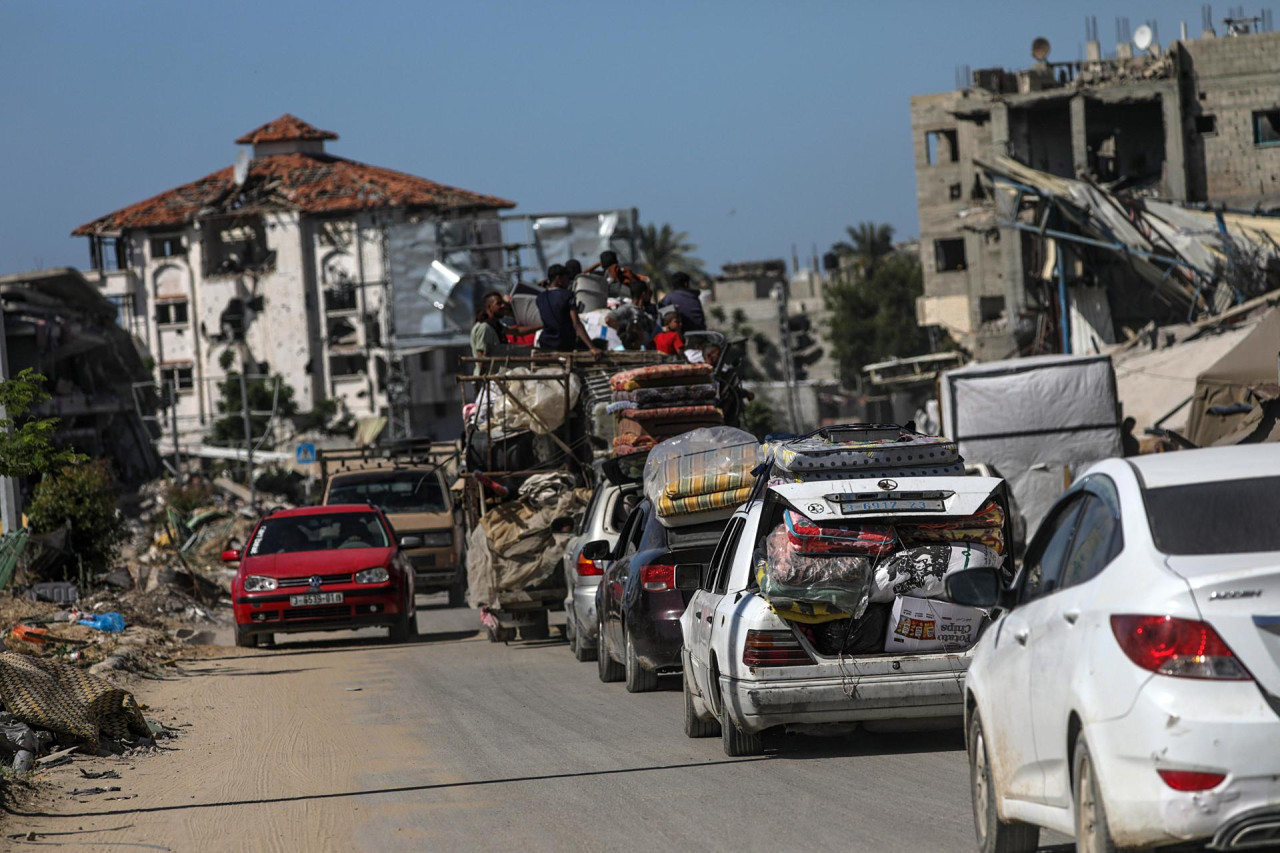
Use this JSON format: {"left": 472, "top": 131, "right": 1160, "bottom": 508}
{"left": 941, "top": 354, "right": 1122, "bottom": 537}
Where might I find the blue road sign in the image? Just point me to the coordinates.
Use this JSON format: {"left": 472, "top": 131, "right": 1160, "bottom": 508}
{"left": 296, "top": 443, "right": 317, "bottom": 465}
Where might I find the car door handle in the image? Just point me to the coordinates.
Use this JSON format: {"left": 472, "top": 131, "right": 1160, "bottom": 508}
{"left": 1062, "top": 609, "right": 1080, "bottom": 625}
{"left": 694, "top": 611, "right": 702, "bottom": 620}
{"left": 705, "top": 614, "right": 713, "bottom": 624}
{"left": 1014, "top": 628, "right": 1029, "bottom": 646}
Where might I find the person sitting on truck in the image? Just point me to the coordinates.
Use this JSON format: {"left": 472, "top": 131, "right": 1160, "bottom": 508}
{"left": 470, "top": 291, "right": 509, "bottom": 373}
{"left": 653, "top": 306, "right": 685, "bottom": 355}
{"left": 536, "top": 265, "right": 601, "bottom": 356}
{"left": 659, "top": 271, "right": 706, "bottom": 333}
{"left": 587, "top": 250, "right": 648, "bottom": 299}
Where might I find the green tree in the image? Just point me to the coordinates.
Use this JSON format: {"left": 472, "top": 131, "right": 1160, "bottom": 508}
{"left": 741, "top": 397, "right": 779, "bottom": 441}
{"left": 833, "top": 222, "right": 896, "bottom": 279}
{"left": 211, "top": 350, "right": 298, "bottom": 446}
{"left": 824, "top": 253, "right": 933, "bottom": 387}
{"left": 0, "top": 368, "right": 85, "bottom": 477}
{"left": 636, "top": 223, "right": 706, "bottom": 289}
{"left": 27, "top": 461, "right": 128, "bottom": 574}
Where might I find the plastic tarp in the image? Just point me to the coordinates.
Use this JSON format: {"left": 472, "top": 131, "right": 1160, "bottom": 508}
{"left": 643, "top": 427, "right": 762, "bottom": 521}
{"left": 472, "top": 367, "right": 581, "bottom": 437}
{"left": 465, "top": 472, "right": 587, "bottom": 609}
{"left": 1185, "top": 308, "right": 1280, "bottom": 447}
{"left": 941, "top": 354, "right": 1121, "bottom": 535}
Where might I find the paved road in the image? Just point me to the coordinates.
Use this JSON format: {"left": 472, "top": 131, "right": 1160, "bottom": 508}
{"left": 8, "top": 597, "right": 1070, "bottom": 852}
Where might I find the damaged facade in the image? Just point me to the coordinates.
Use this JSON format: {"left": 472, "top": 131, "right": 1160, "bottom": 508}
{"left": 75, "top": 115, "right": 515, "bottom": 449}
{"left": 0, "top": 268, "right": 158, "bottom": 483}
{"left": 911, "top": 22, "right": 1280, "bottom": 359}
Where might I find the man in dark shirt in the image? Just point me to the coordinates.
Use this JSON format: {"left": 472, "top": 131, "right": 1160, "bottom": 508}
{"left": 659, "top": 271, "right": 706, "bottom": 333}
{"left": 536, "top": 265, "right": 600, "bottom": 355}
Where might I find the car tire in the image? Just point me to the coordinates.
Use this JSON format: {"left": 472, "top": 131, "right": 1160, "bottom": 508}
{"left": 683, "top": 668, "right": 720, "bottom": 738}
{"left": 572, "top": 615, "right": 597, "bottom": 662}
{"left": 968, "top": 713, "right": 1039, "bottom": 853}
{"left": 1074, "top": 733, "right": 1119, "bottom": 853}
{"left": 234, "top": 626, "right": 259, "bottom": 649}
{"left": 389, "top": 611, "right": 411, "bottom": 643}
{"left": 596, "top": 616, "right": 624, "bottom": 683}
{"left": 447, "top": 578, "right": 467, "bottom": 608}
{"left": 522, "top": 610, "right": 550, "bottom": 641}
{"left": 624, "top": 627, "right": 657, "bottom": 693}
{"left": 719, "top": 687, "right": 763, "bottom": 756}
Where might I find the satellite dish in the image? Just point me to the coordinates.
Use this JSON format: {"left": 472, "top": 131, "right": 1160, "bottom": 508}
{"left": 1031, "top": 37, "right": 1052, "bottom": 60}
{"left": 233, "top": 149, "right": 251, "bottom": 187}
{"left": 1133, "top": 24, "right": 1154, "bottom": 51}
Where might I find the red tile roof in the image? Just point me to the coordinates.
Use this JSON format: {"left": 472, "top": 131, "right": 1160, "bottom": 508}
{"left": 72, "top": 152, "right": 516, "bottom": 236}
{"left": 235, "top": 114, "right": 338, "bottom": 145}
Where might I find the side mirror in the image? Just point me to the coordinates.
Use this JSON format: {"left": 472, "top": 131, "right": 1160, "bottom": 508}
{"left": 220, "top": 549, "right": 241, "bottom": 563}
{"left": 674, "top": 563, "right": 703, "bottom": 591}
{"left": 945, "top": 567, "right": 1001, "bottom": 608}
{"left": 399, "top": 535, "right": 423, "bottom": 549}
{"left": 581, "top": 539, "right": 610, "bottom": 561}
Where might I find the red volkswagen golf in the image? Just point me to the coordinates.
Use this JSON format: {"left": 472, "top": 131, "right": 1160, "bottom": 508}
{"left": 229, "top": 504, "right": 418, "bottom": 647}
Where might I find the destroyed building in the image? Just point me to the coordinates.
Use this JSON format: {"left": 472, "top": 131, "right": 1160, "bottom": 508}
{"left": 911, "top": 17, "right": 1280, "bottom": 360}
{"left": 74, "top": 115, "right": 516, "bottom": 452}
{"left": 0, "top": 267, "right": 159, "bottom": 483}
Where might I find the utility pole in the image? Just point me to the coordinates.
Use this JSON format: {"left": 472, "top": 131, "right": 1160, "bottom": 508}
{"left": 238, "top": 358, "right": 256, "bottom": 511}
{"left": 772, "top": 282, "right": 801, "bottom": 434}
{"left": 167, "top": 380, "right": 181, "bottom": 480}
{"left": 0, "top": 294, "right": 16, "bottom": 534}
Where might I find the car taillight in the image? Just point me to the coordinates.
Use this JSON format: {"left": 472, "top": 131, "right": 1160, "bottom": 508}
{"left": 743, "top": 630, "right": 812, "bottom": 667}
{"left": 640, "top": 564, "right": 674, "bottom": 592}
{"left": 576, "top": 554, "right": 604, "bottom": 577}
{"left": 1110, "top": 615, "right": 1251, "bottom": 680}
{"left": 1157, "top": 769, "right": 1226, "bottom": 791}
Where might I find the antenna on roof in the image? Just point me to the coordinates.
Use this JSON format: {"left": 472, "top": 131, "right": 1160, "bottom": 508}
{"left": 233, "top": 149, "right": 251, "bottom": 188}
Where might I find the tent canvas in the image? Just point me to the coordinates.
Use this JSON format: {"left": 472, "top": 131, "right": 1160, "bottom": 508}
{"left": 1185, "top": 308, "right": 1280, "bottom": 447}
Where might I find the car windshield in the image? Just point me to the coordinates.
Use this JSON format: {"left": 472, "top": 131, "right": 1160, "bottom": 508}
{"left": 328, "top": 472, "right": 448, "bottom": 514}
{"left": 1145, "top": 476, "right": 1280, "bottom": 555}
{"left": 249, "top": 513, "right": 390, "bottom": 555}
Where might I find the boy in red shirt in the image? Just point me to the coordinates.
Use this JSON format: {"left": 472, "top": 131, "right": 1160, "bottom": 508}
{"left": 653, "top": 306, "right": 684, "bottom": 355}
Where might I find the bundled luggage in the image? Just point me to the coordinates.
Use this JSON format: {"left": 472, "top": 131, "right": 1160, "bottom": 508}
{"left": 766, "top": 425, "right": 965, "bottom": 482}
{"left": 642, "top": 426, "right": 762, "bottom": 527}
{"left": 609, "top": 363, "right": 723, "bottom": 455}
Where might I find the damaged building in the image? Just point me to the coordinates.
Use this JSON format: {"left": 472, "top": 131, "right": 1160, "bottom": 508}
{"left": 911, "top": 16, "right": 1280, "bottom": 359}
{"left": 74, "top": 114, "right": 515, "bottom": 451}
{"left": 0, "top": 267, "right": 158, "bottom": 483}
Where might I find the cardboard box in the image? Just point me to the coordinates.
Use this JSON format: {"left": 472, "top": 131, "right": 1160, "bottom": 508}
{"left": 884, "top": 595, "right": 986, "bottom": 653}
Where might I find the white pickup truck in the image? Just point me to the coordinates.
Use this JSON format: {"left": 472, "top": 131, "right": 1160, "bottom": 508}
{"left": 676, "top": 461, "right": 1012, "bottom": 757}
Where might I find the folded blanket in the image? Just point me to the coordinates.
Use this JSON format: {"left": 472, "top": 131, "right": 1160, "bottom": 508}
{"left": 610, "top": 363, "right": 714, "bottom": 391}
{"left": 661, "top": 470, "right": 754, "bottom": 502}
{"left": 657, "top": 485, "right": 753, "bottom": 517}
{"left": 612, "top": 384, "right": 718, "bottom": 407}
{"left": 620, "top": 404, "right": 722, "bottom": 420}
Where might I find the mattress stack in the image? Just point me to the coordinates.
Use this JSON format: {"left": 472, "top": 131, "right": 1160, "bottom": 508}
{"left": 766, "top": 427, "right": 965, "bottom": 482}
{"left": 642, "top": 426, "right": 763, "bottom": 528}
{"left": 608, "top": 363, "right": 723, "bottom": 456}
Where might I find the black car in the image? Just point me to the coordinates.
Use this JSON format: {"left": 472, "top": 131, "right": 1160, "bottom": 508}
{"left": 589, "top": 499, "right": 725, "bottom": 692}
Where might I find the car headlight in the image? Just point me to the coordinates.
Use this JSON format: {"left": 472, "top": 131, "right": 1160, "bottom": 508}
{"left": 243, "top": 575, "right": 278, "bottom": 592}
{"left": 354, "top": 567, "right": 390, "bottom": 584}
{"left": 418, "top": 531, "right": 454, "bottom": 548}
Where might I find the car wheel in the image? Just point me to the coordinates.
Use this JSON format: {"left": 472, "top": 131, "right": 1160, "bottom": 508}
{"left": 719, "top": 686, "right": 763, "bottom": 756}
{"left": 522, "top": 610, "right": 550, "bottom": 641}
{"left": 573, "top": 615, "right": 597, "bottom": 662}
{"left": 683, "top": 667, "right": 720, "bottom": 738}
{"left": 447, "top": 578, "right": 467, "bottom": 608}
{"left": 624, "top": 626, "right": 657, "bottom": 693}
{"left": 389, "top": 611, "right": 411, "bottom": 643}
{"left": 596, "top": 615, "right": 623, "bottom": 683}
{"left": 1074, "top": 733, "right": 1119, "bottom": 853}
{"left": 234, "top": 626, "right": 259, "bottom": 649}
{"left": 969, "top": 713, "right": 1039, "bottom": 853}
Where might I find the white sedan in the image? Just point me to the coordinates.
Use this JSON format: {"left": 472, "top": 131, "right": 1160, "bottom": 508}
{"left": 961, "top": 444, "right": 1280, "bottom": 852}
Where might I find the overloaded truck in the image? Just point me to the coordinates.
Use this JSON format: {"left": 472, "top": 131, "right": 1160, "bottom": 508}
{"left": 318, "top": 443, "right": 467, "bottom": 606}
{"left": 459, "top": 346, "right": 746, "bottom": 643}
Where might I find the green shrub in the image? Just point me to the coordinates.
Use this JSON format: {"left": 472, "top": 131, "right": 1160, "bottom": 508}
{"left": 164, "top": 480, "right": 215, "bottom": 518}
{"left": 27, "top": 461, "right": 129, "bottom": 574}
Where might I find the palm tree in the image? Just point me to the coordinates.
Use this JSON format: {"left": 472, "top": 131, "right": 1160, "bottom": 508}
{"left": 832, "top": 222, "right": 896, "bottom": 278}
{"left": 636, "top": 223, "right": 706, "bottom": 289}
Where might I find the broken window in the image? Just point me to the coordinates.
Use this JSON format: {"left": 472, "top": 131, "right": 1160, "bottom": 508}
{"left": 89, "top": 236, "right": 130, "bottom": 272}
{"left": 156, "top": 300, "right": 189, "bottom": 326}
{"left": 150, "top": 236, "right": 185, "bottom": 258}
{"left": 926, "top": 129, "right": 959, "bottom": 165}
{"left": 1253, "top": 110, "right": 1280, "bottom": 146}
{"left": 949, "top": 183, "right": 963, "bottom": 200}
{"left": 324, "top": 286, "right": 358, "bottom": 313}
{"left": 202, "top": 216, "right": 275, "bottom": 277}
{"left": 934, "top": 238, "right": 967, "bottom": 272}
{"left": 979, "top": 295, "right": 1006, "bottom": 323}
{"left": 1195, "top": 114, "right": 1217, "bottom": 135}
{"left": 329, "top": 352, "right": 367, "bottom": 378}
{"left": 159, "top": 364, "right": 195, "bottom": 393}
{"left": 327, "top": 316, "right": 359, "bottom": 346}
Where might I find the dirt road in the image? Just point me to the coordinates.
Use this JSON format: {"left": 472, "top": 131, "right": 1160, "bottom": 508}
{"left": 5, "top": 597, "right": 1069, "bottom": 852}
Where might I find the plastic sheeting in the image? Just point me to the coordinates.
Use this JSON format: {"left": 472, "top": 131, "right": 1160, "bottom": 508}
{"left": 642, "top": 426, "right": 762, "bottom": 513}
{"left": 941, "top": 354, "right": 1121, "bottom": 536}
{"left": 473, "top": 367, "right": 581, "bottom": 437}
{"left": 761, "top": 524, "right": 871, "bottom": 618}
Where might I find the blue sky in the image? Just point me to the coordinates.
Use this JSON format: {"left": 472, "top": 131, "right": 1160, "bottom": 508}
{"left": 0, "top": 0, "right": 1228, "bottom": 275}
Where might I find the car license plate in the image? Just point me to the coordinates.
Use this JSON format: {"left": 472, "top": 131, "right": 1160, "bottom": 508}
{"left": 288, "top": 592, "right": 344, "bottom": 607}
{"left": 841, "top": 499, "right": 945, "bottom": 514}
